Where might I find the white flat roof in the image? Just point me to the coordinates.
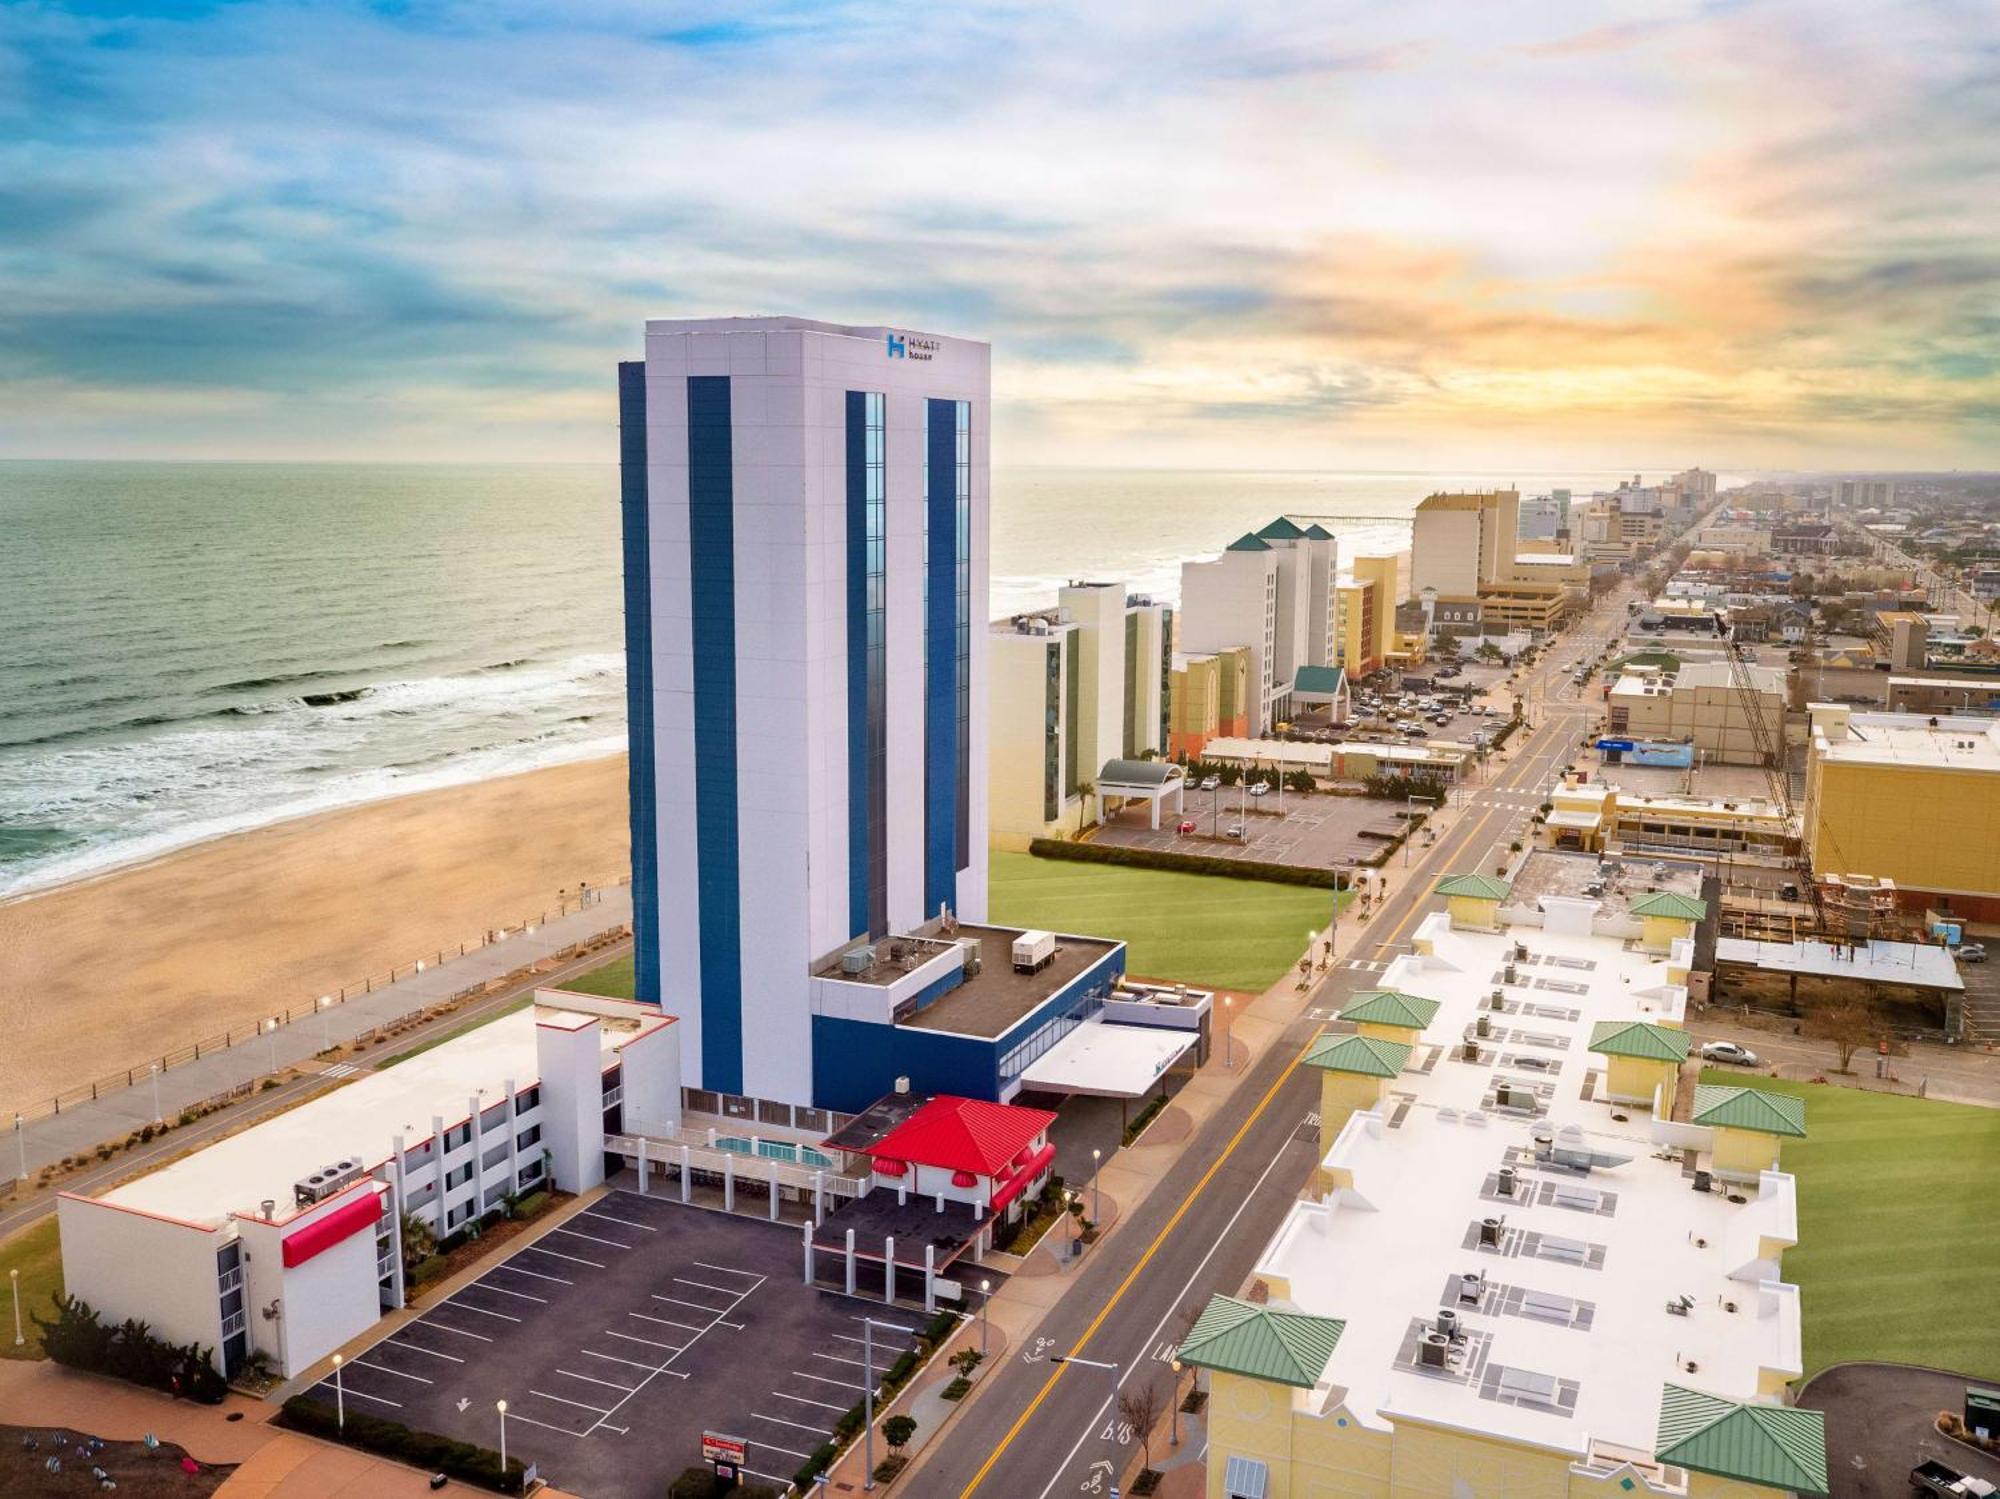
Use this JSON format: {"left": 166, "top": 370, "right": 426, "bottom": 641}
{"left": 1258, "top": 915, "right": 1800, "bottom": 1455}
{"left": 1715, "top": 937, "right": 1963, "bottom": 991}
{"left": 1813, "top": 711, "right": 2000, "bottom": 770}
{"left": 1019, "top": 1019, "right": 1196, "bottom": 1098}
{"left": 99, "top": 1007, "right": 622, "bottom": 1228}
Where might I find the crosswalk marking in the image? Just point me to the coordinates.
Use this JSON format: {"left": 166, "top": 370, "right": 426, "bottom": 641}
{"left": 320, "top": 1062, "right": 362, "bottom": 1079}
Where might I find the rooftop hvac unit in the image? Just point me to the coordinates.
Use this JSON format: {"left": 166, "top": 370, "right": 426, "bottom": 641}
{"left": 1475, "top": 1014, "right": 1491, "bottom": 1038}
{"left": 840, "top": 947, "right": 875, "bottom": 976}
{"left": 1489, "top": 991, "right": 1506, "bottom": 1012}
{"left": 1419, "top": 1332, "right": 1451, "bottom": 1368}
{"left": 959, "top": 940, "right": 982, "bottom": 976}
{"left": 1461, "top": 1039, "right": 1480, "bottom": 1061}
{"left": 1458, "top": 1271, "right": 1484, "bottom": 1304}
{"left": 1497, "top": 1166, "right": 1517, "bottom": 1197}
{"left": 1512, "top": 943, "right": 1528, "bottom": 961}
{"left": 1436, "top": 1308, "right": 1460, "bottom": 1340}
{"left": 1503, "top": 962, "right": 1518, "bottom": 985}
{"left": 1479, "top": 1216, "right": 1504, "bottom": 1247}
{"left": 294, "top": 1156, "right": 365, "bottom": 1208}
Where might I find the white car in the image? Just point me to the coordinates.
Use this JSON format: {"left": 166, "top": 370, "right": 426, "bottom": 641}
{"left": 1247, "top": 782, "right": 1270, "bottom": 797}
{"left": 1959, "top": 943, "right": 1987, "bottom": 964}
{"left": 1199, "top": 776, "right": 1220, "bottom": 791}
{"left": 1698, "top": 1040, "right": 1759, "bottom": 1066}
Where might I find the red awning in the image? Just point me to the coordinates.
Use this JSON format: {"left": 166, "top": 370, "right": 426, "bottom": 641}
{"left": 873, "top": 1158, "right": 908, "bottom": 1177}
{"left": 281, "top": 1190, "right": 382, "bottom": 1269}
{"left": 951, "top": 1170, "right": 978, "bottom": 1189}
{"left": 988, "top": 1141, "right": 1057, "bottom": 1214}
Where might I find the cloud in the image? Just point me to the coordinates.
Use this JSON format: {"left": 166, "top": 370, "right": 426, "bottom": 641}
{"left": 0, "top": 0, "right": 1994, "bottom": 466}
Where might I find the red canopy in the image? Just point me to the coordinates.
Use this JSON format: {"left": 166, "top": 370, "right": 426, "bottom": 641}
{"left": 873, "top": 1158, "right": 908, "bottom": 1177}
{"left": 989, "top": 1142, "right": 1057, "bottom": 1214}
{"left": 863, "top": 1096, "right": 1055, "bottom": 1177}
{"left": 951, "top": 1170, "right": 978, "bottom": 1188}
{"left": 281, "top": 1189, "right": 382, "bottom": 1269}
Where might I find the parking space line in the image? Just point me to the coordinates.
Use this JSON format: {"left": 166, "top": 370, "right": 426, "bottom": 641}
{"left": 529, "top": 1388, "right": 615, "bottom": 1415}
{"left": 673, "top": 1276, "right": 742, "bottom": 1295}
{"left": 421, "top": 1320, "right": 493, "bottom": 1342}
{"left": 524, "top": 1243, "right": 605, "bottom": 1269}
{"left": 692, "top": 1260, "right": 763, "bottom": 1279}
{"left": 334, "top": 1385, "right": 402, "bottom": 1409}
{"left": 814, "top": 1350, "right": 867, "bottom": 1368}
{"left": 795, "top": 1371, "right": 858, "bottom": 1390}
{"left": 605, "top": 1329, "right": 683, "bottom": 1353}
{"left": 387, "top": 1340, "right": 463, "bottom": 1363}
{"left": 755, "top": 1440, "right": 814, "bottom": 1461}
{"left": 447, "top": 1299, "right": 522, "bottom": 1323}
{"left": 753, "top": 1412, "right": 834, "bottom": 1436}
{"left": 551, "top": 1225, "right": 634, "bottom": 1249}
{"left": 558, "top": 1368, "right": 640, "bottom": 1394}
{"left": 584, "top": 1265, "right": 764, "bottom": 1438}
{"left": 771, "top": 1390, "right": 848, "bottom": 1413}
{"left": 490, "top": 1262, "right": 572, "bottom": 1286}
{"left": 504, "top": 1410, "right": 587, "bottom": 1438}
{"left": 742, "top": 1467, "right": 791, "bottom": 1487}
{"left": 580, "top": 1349, "right": 671, "bottom": 1374}
{"left": 648, "top": 1295, "right": 720, "bottom": 1318}
{"left": 584, "top": 1209, "right": 657, "bottom": 1232}
{"left": 848, "top": 1315, "right": 916, "bottom": 1333}
{"left": 472, "top": 1281, "right": 548, "bottom": 1304}
{"left": 355, "top": 1358, "right": 433, "bottom": 1384}
{"left": 633, "top": 1307, "right": 706, "bottom": 1331}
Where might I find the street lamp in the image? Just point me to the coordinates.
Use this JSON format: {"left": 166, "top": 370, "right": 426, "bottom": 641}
{"left": 1221, "top": 996, "right": 1234, "bottom": 1071}
{"left": 1170, "top": 1357, "right": 1184, "bottom": 1446}
{"left": 318, "top": 995, "right": 334, "bottom": 1053}
{"left": 979, "top": 1278, "right": 992, "bottom": 1357}
{"left": 331, "top": 1353, "right": 346, "bottom": 1431}
{"left": 1090, "top": 1147, "right": 1101, "bottom": 1228}
{"left": 149, "top": 1062, "right": 162, "bottom": 1127}
{"left": 12, "top": 1114, "right": 24, "bottom": 1184}
{"left": 859, "top": 1314, "right": 901, "bottom": 1491}
{"left": 10, "top": 1267, "right": 22, "bottom": 1347}
{"left": 263, "top": 1017, "right": 280, "bottom": 1076}
{"left": 496, "top": 1399, "right": 508, "bottom": 1472}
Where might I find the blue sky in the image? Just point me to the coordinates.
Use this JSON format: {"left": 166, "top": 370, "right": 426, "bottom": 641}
{"left": 1, "top": 0, "right": 1996, "bottom": 466}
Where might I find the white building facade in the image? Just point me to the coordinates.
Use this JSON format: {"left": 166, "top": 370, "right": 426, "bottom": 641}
{"left": 620, "top": 318, "right": 991, "bottom": 1107}
{"left": 1177, "top": 520, "right": 1341, "bottom": 736}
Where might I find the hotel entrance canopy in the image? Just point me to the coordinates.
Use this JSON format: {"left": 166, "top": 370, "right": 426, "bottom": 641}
{"left": 1095, "top": 758, "right": 1185, "bottom": 830}
{"left": 1020, "top": 1018, "right": 1196, "bottom": 1098}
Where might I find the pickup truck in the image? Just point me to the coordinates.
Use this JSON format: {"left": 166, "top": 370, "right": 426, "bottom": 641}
{"left": 1911, "top": 1459, "right": 1997, "bottom": 1499}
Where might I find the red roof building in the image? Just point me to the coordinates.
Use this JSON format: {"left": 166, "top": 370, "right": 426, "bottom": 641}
{"left": 860, "top": 1095, "right": 1058, "bottom": 1216}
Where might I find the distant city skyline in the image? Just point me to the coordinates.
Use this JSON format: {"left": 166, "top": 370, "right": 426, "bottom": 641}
{"left": 3, "top": 1, "right": 1996, "bottom": 469}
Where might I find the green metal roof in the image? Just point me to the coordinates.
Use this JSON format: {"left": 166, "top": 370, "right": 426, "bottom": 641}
{"left": 1292, "top": 664, "right": 1347, "bottom": 696}
{"left": 1587, "top": 1019, "right": 1692, "bottom": 1064}
{"left": 1097, "top": 757, "right": 1178, "bottom": 787}
{"left": 1302, "top": 523, "right": 1335, "bottom": 540}
{"left": 1177, "top": 1295, "right": 1343, "bottom": 1389}
{"left": 1226, "top": 532, "right": 1273, "bottom": 552}
{"left": 1435, "top": 873, "right": 1512, "bottom": 901}
{"left": 1655, "top": 1385, "right": 1829, "bottom": 1494}
{"left": 1257, "top": 517, "right": 1308, "bottom": 541}
{"left": 1338, "top": 990, "right": 1441, "bottom": 1031}
{"left": 1302, "top": 1032, "right": 1411, "bottom": 1079}
{"left": 1630, "top": 891, "right": 1709, "bottom": 921}
{"left": 1692, "top": 1084, "right": 1807, "bottom": 1138}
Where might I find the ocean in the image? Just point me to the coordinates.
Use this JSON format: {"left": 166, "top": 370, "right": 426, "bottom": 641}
{"left": 0, "top": 460, "right": 1657, "bottom": 899}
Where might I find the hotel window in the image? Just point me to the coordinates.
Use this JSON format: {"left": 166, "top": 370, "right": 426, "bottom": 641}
{"left": 444, "top": 1122, "right": 471, "bottom": 1151}
{"left": 1122, "top": 612, "right": 1139, "bottom": 758}
{"left": 516, "top": 1124, "right": 541, "bottom": 1150}
{"left": 952, "top": 400, "right": 971, "bottom": 870}
{"left": 1043, "top": 641, "right": 1062, "bottom": 822}
{"left": 446, "top": 1161, "right": 475, "bottom": 1190}
{"left": 514, "top": 1085, "right": 540, "bottom": 1114}
{"left": 847, "top": 389, "right": 889, "bottom": 938}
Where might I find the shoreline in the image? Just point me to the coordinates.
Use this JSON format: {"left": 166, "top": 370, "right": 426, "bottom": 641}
{"left": 0, "top": 754, "right": 632, "bottom": 1116}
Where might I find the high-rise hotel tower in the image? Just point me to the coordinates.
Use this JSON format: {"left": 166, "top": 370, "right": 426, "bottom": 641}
{"left": 618, "top": 318, "right": 991, "bottom": 1107}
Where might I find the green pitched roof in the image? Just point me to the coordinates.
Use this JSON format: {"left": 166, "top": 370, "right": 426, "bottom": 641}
{"left": 1257, "top": 516, "right": 1308, "bottom": 541}
{"left": 1588, "top": 1019, "right": 1692, "bottom": 1064}
{"left": 1630, "top": 891, "right": 1709, "bottom": 921}
{"left": 1177, "top": 1295, "right": 1343, "bottom": 1389}
{"left": 1655, "top": 1385, "right": 1829, "bottom": 1494}
{"left": 1435, "top": 873, "right": 1512, "bottom": 901}
{"left": 1302, "top": 1032, "right": 1411, "bottom": 1079}
{"left": 1338, "top": 990, "right": 1441, "bottom": 1032}
{"left": 1293, "top": 664, "right": 1346, "bottom": 696}
{"left": 1226, "top": 532, "right": 1273, "bottom": 552}
{"left": 1692, "top": 1085, "right": 1807, "bottom": 1138}
{"left": 1302, "top": 522, "right": 1335, "bottom": 540}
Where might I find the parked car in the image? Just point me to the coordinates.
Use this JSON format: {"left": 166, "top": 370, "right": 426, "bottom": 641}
{"left": 1223, "top": 823, "right": 1246, "bottom": 839}
{"left": 1698, "top": 1040, "right": 1759, "bottom": 1066}
{"left": 1247, "top": 782, "right": 1270, "bottom": 797}
{"left": 1910, "top": 1460, "right": 1996, "bottom": 1499}
{"left": 1176, "top": 819, "right": 1198, "bottom": 835}
{"left": 1959, "top": 943, "right": 1988, "bottom": 963}
{"left": 1401, "top": 723, "right": 1427, "bottom": 737}
{"left": 1199, "top": 776, "right": 1220, "bottom": 791}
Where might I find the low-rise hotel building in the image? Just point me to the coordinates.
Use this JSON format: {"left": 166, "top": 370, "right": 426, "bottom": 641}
{"left": 1183, "top": 860, "right": 1823, "bottom": 1499}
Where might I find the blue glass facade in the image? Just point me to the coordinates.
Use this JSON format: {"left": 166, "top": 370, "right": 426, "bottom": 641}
{"left": 845, "top": 390, "right": 888, "bottom": 940}
{"left": 924, "top": 398, "right": 971, "bottom": 918}
{"left": 687, "top": 375, "right": 743, "bottom": 1095}
{"left": 616, "top": 362, "right": 659, "bottom": 1008}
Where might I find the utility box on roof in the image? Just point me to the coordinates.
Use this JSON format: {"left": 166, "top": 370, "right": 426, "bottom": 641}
{"left": 1012, "top": 930, "right": 1057, "bottom": 973}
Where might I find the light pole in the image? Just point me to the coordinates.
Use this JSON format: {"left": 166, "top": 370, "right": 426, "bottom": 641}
{"left": 10, "top": 1267, "right": 22, "bottom": 1347}
{"left": 860, "top": 1314, "right": 900, "bottom": 1491}
{"left": 12, "top": 1114, "right": 24, "bottom": 1184}
{"left": 332, "top": 1353, "right": 346, "bottom": 1431}
{"left": 1170, "top": 1357, "right": 1183, "bottom": 1446}
{"left": 496, "top": 1399, "right": 508, "bottom": 1472}
{"left": 318, "top": 995, "right": 334, "bottom": 1052}
{"left": 979, "top": 1278, "right": 992, "bottom": 1358}
{"left": 1222, "top": 996, "right": 1233, "bottom": 1070}
{"left": 149, "top": 1062, "right": 162, "bottom": 1126}
{"left": 264, "top": 1017, "right": 280, "bottom": 1076}
{"left": 1051, "top": 1354, "right": 1120, "bottom": 1448}
{"left": 1090, "top": 1147, "right": 1101, "bottom": 1228}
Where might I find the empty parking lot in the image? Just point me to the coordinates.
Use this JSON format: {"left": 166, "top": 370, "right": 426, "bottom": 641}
{"left": 305, "top": 1191, "right": 929, "bottom": 1497}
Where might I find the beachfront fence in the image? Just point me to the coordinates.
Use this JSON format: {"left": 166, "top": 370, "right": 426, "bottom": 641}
{"left": 14, "top": 875, "right": 632, "bottom": 1128}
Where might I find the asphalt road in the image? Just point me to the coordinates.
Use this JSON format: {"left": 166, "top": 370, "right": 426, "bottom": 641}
{"left": 920, "top": 601, "right": 1625, "bottom": 1498}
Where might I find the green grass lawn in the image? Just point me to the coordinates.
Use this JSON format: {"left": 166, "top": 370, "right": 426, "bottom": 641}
{"left": 1706, "top": 1070, "right": 2000, "bottom": 1379}
{"left": 563, "top": 951, "right": 636, "bottom": 1000}
{"left": 0, "top": 1216, "right": 62, "bottom": 1360}
{"left": 988, "top": 852, "right": 1341, "bottom": 992}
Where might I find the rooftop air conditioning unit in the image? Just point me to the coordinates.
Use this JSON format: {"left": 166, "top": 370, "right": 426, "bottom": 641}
{"left": 1497, "top": 1166, "right": 1517, "bottom": 1197}
{"left": 840, "top": 947, "right": 875, "bottom": 975}
{"left": 1436, "top": 1308, "right": 1460, "bottom": 1340}
{"left": 1479, "top": 1216, "right": 1505, "bottom": 1247}
{"left": 1419, "top": 1332, "right": 1450, "bottom": 1368}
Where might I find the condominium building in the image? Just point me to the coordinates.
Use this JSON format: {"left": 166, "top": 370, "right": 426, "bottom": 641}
{"left": 1183, "top": 861, "right": 1822, "bottom": 1499}
{"left": 1803, "top": 704, "right": 2000, "bottom": 920}
{"left": 57, "top": 993, "right": 680, "bottom": 1380}
{"left": 1517, "top": 491, "right": 1570, "bottom": 541}
{"left": 618, "top": 317, "right": 990, "bottom": 1107}
{"left": 988, "top": 583, "right": 1173, "bottom": 848}
{"left": 1604, "top": 661, "right": 1787, "bottom": 766}
{"left": 1335, "top": 550, "right": 1408, "bottom": 678}
{"left": 1411, "top": 490, "right": 1576, "bottom": 636}
{"left": 1178, "top": 518, "right": 1342, "bottom": 735}
{"left": 1675, "top": 468, "right": 1719, "bottom": 507}
{"left": 1169, "top": 647, "right": 1252, "bottom": 760}
{"left": 1833, "top": 478, "right": 1896, "bottom": 509}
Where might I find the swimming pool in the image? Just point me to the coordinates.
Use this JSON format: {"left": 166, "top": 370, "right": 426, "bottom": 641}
{"left": 714, "top": 1135, "right": 835, "bottom": 1169}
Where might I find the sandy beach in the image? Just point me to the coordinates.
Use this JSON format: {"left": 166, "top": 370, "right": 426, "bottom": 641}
{"left": 0, "top": 755, "right": 631, "bottom": 1117}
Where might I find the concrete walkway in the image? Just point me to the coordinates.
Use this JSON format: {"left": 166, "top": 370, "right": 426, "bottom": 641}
{"left": 10, "top": 888, "right": 631, "bottom": 1180}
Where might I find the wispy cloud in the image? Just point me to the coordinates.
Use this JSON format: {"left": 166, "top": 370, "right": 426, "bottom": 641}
{"left": 0, "top": 0, "right": 1994, "bottom": 466}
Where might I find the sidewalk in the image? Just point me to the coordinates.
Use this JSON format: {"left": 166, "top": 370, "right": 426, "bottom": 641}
{"left": 10, "top": 888, "right": 631, "bottom": 1180}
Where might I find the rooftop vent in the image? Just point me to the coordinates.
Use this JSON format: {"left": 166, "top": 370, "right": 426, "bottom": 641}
{"left": 839, "top": 946, "right": 875, "bottom": 975}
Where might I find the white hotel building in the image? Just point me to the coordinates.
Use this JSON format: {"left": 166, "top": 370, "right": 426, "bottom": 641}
{"left": 56, "top": 994, "right": 680, "bottom": 1380}
{"left": 620, "top": 318, "right": 991, "bottom": 1111}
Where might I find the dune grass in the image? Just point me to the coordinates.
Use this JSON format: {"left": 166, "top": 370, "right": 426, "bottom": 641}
{"left": 1705, "top": 1070, "right": 2000, "bottom": 1378}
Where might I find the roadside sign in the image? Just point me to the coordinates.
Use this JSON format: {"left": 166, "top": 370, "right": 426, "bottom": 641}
{"left": 703, "top": 1431, "right": 748, "bottom": 1468}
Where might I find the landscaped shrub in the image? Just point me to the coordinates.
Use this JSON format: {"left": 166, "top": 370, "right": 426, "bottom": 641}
{"left": 794, "top": 1441, "right": 840, "bottom": 1489}
{"left": 922, "top": 1310, "right": 958, "bottom": 1347}
{"left": 280, "top": 1395, "right": 526, "bottom": 1493}
{"left": 35, "top": 1294, "right": 226, "bottom": 1403}
{"left": 1026, "top": 839, "right": 1341, "bottom": 889}
{"left": 942, "top": 1375, "right": 973, "bottom": 1400}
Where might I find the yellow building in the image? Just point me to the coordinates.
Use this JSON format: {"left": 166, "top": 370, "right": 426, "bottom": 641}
{"left": 1181, "top": 895, "right": 1819, "bottom": 1499}
{"left": 1603, "top": 660, "right": 1786, "bottom": 767}
{"left": 1171, "top": 647, "right": 1252, "bottom": 760}
{"left": 1335, "top": 551, "right": 1408, "bottom": 677}
{"left": 1435, "top": 872, "right": 1510, "bottom": 930}
{"left": 1802, "top": 704, "right": 2000, "bottom": 922}
{"left": 1539, "top": 780, "right": 1794, "bottom": 862}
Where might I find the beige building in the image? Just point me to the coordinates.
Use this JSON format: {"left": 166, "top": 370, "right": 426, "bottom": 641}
{"left": 988, "top": 583, "right": 1172, "bottom": 848}
{"left": 1169, "top": 647, "right": 1252, "bottom": 760}
{"left": 1410, "top": 489, "right": 1575, "bottom": 636}
{"left": 1178, "top": 518, "right": 1345, "bottom": 735}
{"left": 1604, "top": 660, "right": 1787, "bottom": 766}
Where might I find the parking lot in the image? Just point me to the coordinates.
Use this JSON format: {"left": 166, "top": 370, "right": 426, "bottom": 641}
{"left": 305, "top": 1191, "right": 929, "bottom": 1498}
{"left": 1100, "top": 784, "right": 1413, "bottom": 868}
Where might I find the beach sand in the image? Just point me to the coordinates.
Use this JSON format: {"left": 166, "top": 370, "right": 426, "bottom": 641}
{"left": 0, "top": 755, "right": 631, "bottom": 1117}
